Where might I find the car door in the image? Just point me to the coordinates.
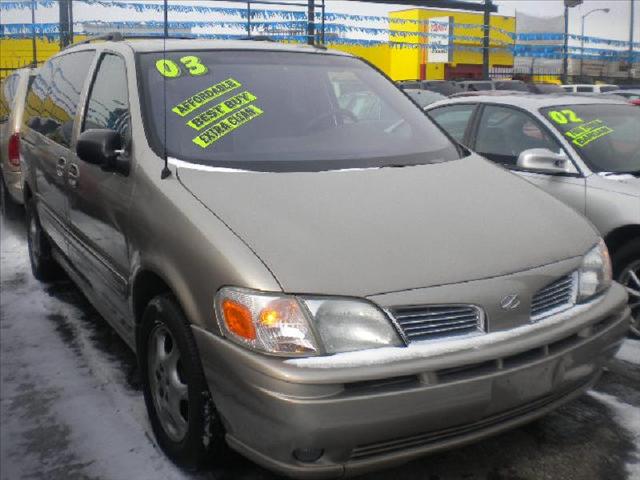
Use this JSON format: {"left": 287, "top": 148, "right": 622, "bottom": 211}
{"left": 427, "top": 103, "right": 478, "bottom": 147}
{"left": 470, "top": 104, "right": 586, "bottom": 215}
{"left": 67, "top": 52, "right": 133, "bottom": 336}
{"left": 21, "top": 53, "right": 95, "bottom": 251}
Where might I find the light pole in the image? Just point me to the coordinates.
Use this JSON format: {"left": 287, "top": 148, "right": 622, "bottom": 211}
{"left": 580, "top": 8, "right": 609, "bottom": 79}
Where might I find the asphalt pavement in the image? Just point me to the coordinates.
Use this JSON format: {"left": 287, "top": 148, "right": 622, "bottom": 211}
{"left": 1, "top": 206, "right": 639, "bottom": 480}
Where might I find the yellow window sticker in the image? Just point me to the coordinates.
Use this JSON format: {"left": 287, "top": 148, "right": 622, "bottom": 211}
{"left": 548, "top": 109, "right": 584, "bottom": 125}
{"left": 172, "top": 78, "right": 241, "bottom": 117}
{"left": 193, "top": 105, "right": 264, "bottom": 149}
{"left": 187, "top": 91, "right": 258, "bottom": 131}
{"left": 564, "top": 119, "right": 613, "bottom": 148}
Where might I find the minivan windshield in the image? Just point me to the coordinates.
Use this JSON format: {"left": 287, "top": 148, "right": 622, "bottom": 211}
{"left": 540, "top": 104, "right": 640, "bottom": 175}
{"left": 137, "top": 50, "right": 461, "bottom": 172}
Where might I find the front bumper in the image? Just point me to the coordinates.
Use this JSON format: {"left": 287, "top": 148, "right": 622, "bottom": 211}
{"left": 193, "top": 283, "right": 629, "bottom": 479}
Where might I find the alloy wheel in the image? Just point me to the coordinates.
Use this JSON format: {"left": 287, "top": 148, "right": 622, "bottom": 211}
{"left": 148, "top": 324, "right": 189, "bottom": 442}
{"left": 619, "top": 259, "right": 640, "bottom": 336}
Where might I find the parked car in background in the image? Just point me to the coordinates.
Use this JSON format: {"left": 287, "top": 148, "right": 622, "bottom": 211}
{"left": 561, "top": 84, "right": 618, "bottom": 93}
{"left": 20, "top": 37, "right": 629, "bottom": 478}
{"left": 426, "top": 94, "right": 639, "bottom": 337}
{"left": 604, "top": 89, "right": 640, "bottom": 106}
{"left": 0, "top": 67, "right": 36, "bottom": 207}
{"left": 457, "top": 80, "right": 529, "bottom": 92}
{"left": 526, "top": 83, "right": 565, "bottom": 94}
{"left": 398, "top": 80, "right": 463, "bottom": 96}
{"left": 404, "top": 88, "right": 446, "bottom": 108}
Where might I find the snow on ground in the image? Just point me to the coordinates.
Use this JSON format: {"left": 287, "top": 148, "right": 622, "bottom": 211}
{"left": 0, "top": 215, "right": 199, "bottom": 480}
{"left": 589, "top": 390, "right": 640, "bottom": 480}
{"left": 617, "top": 339, "right": 640, "bottom": 365}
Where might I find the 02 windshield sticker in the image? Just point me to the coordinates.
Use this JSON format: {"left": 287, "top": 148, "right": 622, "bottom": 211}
{"left": 564, "top": 119, "right": 614, "bottom": 148}
{"left": 193, "top": 105, "right": 264, "bottom": 149}
{"left": 171, "top": 78, "right": 242, "bottom": 117}
{"left": 186, "top": 91, "right": 258, "bottom": 131}
{"left": 547, "top": 109, "right": 584, "bottom": 125}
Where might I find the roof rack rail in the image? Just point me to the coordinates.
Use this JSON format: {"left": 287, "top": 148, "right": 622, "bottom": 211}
{"left": 238, "top": 35, "right": 276, "bottom": 42}
{"left": 64, "top": 32, "right": 124, "bottom": 49}
{"left": 64, "top": 32, "right": 199, "bottom": 50}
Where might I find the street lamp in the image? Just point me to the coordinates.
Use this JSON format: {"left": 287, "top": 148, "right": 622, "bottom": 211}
{"left": 580, "top": 8, "right": 610, "bottom": 79}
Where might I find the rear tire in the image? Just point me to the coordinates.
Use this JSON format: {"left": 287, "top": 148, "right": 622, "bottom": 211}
{"left": 25, "top": 197, "right": 60, "bottom": 282}
{"left": 612, "top": 239, "right": 640, "bottom": 338}
{"left": 139, "top": 294, "right": 225, "bottom": 470}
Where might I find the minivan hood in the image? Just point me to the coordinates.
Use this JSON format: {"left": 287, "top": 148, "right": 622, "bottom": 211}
{"left": 177, "top": 155, "right": 597, "bottom": 297}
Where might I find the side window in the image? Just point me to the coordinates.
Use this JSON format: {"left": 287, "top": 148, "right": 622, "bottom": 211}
{"left": 82, "top": 54, "right": 130, "bottom": 140}
{"left": 428, "top": 104, "right": 476, "bottom": 143}
{"left": 474, "top": 105, "right": 562, "bottom": 166}
{"left": 47, "top": 51, "right": 95, "bottom": 147}
{"left": 576, "top": 86, "right": 593, "bottom": 93}
{"left": 24, "top": 61, "right": 55, "bottom": 133}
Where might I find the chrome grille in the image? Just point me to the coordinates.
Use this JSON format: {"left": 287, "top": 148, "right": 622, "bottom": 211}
{"left": 531, "top": 274, "right": 576, "bottom": 321}
{"left": 389, "top": 305, "right": 484, "bottom": 342}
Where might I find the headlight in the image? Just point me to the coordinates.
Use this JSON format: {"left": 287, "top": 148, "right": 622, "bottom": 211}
{"left": 577, "top": 239, "right": 612, "bottom": 302}
{"left": 215, "top": 287, "right": 402, "bottom": 356}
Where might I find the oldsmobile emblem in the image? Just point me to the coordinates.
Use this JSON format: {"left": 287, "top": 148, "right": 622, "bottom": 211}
{"left": 500, "top": 294, "right": 521, "bottom": 311}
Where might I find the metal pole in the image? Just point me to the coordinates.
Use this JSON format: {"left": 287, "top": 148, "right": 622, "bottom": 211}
{"left": 31, "top": 0, "right": 37, "bottom": 66}
{"left": 630, "top": 0, "right": 635, "bottom": 80}
{"left": 580, "top": 16, "right": 584, "bottom": 79}
{"left": 321, "top": 0, "right": 325, "bottom": 44}
{"left": 482, "top": 0, "right": 491, "bottom": 80}
{"left": 59, "top": 0, "right": 70, "bottom": 49}
{"left": 562, "top": 5, "right": 569, "bottom": 83}
{"left": 247, "top": 1, "right": 251, "bottom": 37}
{"left": 307, "top": 0, "right": 315, "bottom": 45}
{"left": 69, "top": 0, "right": 74, "bottom": 45}
{"left": 164, "top": 0, "right": 169, "bottom": 38}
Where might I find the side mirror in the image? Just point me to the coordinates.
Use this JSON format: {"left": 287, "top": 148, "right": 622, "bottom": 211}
{"left": 76, "top": 129, "right": 129, "bottom": 175}
{"left": 517, "top": 148, "right": 576, "bottom": 175}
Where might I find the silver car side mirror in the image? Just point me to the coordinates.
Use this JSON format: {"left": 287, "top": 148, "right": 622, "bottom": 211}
{"left": 517, "top": 148, "right": 577, "bottom": 175}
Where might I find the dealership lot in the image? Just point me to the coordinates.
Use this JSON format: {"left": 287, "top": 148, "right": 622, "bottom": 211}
{"left": 1, "top": 210, "right": 639, "bottom": 480}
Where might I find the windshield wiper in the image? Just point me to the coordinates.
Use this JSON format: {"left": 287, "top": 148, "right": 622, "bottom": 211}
{"left": 599, "top": 170, "right": 640, "bottom": 177}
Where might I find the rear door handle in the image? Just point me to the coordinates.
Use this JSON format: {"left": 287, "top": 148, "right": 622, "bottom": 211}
{"left": 68, "top": 163, "right": 79, "bottom": 188}
{"left": 56, "top": 157, "right": 67, "bottom": 177}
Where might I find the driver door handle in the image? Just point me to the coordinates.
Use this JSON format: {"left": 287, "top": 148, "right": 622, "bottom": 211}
{"left": 68, "top": 163, "right": 80, "bottom": 188}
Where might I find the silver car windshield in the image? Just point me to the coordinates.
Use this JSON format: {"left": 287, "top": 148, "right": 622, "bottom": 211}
{"left": 540, "top": 104, "right": 640, "bottom": 175}
{"left": 137, "top": 50, "right": 461, "bottom": 172}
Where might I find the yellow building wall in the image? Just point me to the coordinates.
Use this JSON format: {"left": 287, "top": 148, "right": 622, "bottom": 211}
{"left": 330, "top": 43, "right": 392, "bottom": 75}
{"left": 389, "top": 8, "right": 515, "bottom": 81}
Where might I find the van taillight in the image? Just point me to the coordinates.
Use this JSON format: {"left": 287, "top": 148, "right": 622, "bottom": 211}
{"left": 8, "top": 133, "right": 20, "bottom": 167}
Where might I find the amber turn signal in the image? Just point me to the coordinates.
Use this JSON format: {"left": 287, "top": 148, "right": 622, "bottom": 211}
{"left": 222, "top": 299, "right": 256, "bottom": 340}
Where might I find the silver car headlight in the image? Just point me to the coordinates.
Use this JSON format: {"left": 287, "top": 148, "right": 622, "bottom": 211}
{"left": 215, "top": 287, "right": 403, "bottom": 356}
{"left": 577, "top": 239, "right": 612, "bottom": 302}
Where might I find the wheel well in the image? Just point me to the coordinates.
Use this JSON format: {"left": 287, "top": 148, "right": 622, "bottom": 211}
{"left": 604, "top": 225, "right": 640, "bottom": 256}
{"left": 23, "top": 182, "right": 32, "bottom": 201}
{"left": 132, "top": 270, "right": 172, "bottom": 327}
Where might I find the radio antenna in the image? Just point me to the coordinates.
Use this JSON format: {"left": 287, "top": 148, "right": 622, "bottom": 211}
{"left": 161, "top": 0, "right": 171, "bottom": 179}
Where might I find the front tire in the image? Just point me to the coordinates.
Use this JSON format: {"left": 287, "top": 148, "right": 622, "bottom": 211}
{"left": 139, "top": 294, "right": 224, "bottom": 470}
{"left": 612, "top": 239, "right": 640, "bottom": 338}
{"left": 25, "top": 197, "right": 60, "bottom": 281}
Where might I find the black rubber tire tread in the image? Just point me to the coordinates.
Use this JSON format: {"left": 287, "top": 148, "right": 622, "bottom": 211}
{"left": 611, "top": 238, "right": 640, "bottom": 339}
{"left": 25, "top": 197, "right": 60, "bottom": 282}
{"left": 138, "top": 293, "right": 225, "bottom": 470}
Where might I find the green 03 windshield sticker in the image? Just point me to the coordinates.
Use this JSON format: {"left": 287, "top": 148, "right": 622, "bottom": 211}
{"left": 564, "top": 119, "right": 614, "bottom": 148}
{"left": 171, "top": 78, "right": 241, "bottom": 117}
{"left": 193, "top": 105, "right": 264, "bottom": 148}
{"left": 187, "top": 91, "right": 257, "bottom": 131}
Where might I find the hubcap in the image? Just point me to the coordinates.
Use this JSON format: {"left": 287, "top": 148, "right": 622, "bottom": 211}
{"left": 620, "top": 259, "right": 640, "bottom": 335}
{"left": 148, "top": 324, "right": 189, "bottom": 442}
